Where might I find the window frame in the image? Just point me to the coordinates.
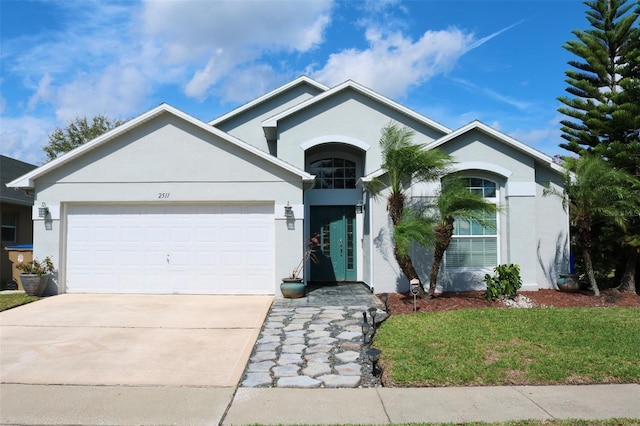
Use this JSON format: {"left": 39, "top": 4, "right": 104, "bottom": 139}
{"left": 308, "top": 157, "right": 358, "bottom": 189}
{"left": 1, "top": 212, "right": 18, "bottom": 244}
{"left": 445, "top": 177, "right": 500, "bottom": 269}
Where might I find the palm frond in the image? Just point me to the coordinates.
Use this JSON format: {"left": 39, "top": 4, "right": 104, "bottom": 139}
{"left": 394, "top": 207, "right": 436, "bottom": 257}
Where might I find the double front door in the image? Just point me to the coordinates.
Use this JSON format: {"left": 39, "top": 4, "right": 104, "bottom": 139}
{"left": 309, "top": 206, "right": 356, "bottom": 281}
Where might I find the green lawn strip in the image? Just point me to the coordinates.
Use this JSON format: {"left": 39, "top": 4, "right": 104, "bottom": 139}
{"left": 0, "top": 292, "right": 39, "bottom": 311}
{"left": 374, "top": 307, "right": 640, "bottom": 386}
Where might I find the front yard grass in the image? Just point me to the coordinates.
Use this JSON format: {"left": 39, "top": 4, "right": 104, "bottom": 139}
{"left": 0, "top": 292, "right": 39, "bottom": 312}
{"left": 374, "top": 307, "right": 640, "bottom": 387}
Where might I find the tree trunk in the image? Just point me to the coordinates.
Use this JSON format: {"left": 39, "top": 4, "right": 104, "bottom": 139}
{"left": 583, "top": 249, "right": 600, "bottom": 296}
{"left": 429, "top": 246, "right": 445, "bottom": 297}
{"left": 578, "top": 226, "right": 600, "bottom": 296}
{"left": 393, "top": 245, "right": 425, "bottom": 296}
{"left": 428, "top": 223, "right": 454, "bottom": 297}
{"left": 388, "top": 191, "right": 426, "bottom": 295}
{"left": 617, "top": 247, "right": 638, "bottom": 294}
{"left": 577, "top": 216, "right": 600, "bottom": 296}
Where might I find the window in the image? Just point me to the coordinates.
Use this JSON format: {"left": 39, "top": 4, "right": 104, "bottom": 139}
{"left": 446, "top": 178, "right": 498, "bottom": 268}
{"left": 309, "top": 158, "right": 356, "bottom": 189}
{"left": 1, "top": 213, "right": 17, "bottom": 243}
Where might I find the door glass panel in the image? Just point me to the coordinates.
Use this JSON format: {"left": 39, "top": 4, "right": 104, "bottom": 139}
{"left": 346, "top": 212, "right": 354, "bottom": 270}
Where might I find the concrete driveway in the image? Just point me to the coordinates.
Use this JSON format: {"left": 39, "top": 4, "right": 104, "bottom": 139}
{"left": 0, "top": 294, "right": 272, "bottom": 425}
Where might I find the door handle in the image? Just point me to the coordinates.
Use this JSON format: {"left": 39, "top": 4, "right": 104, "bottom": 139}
{"left": 339, "top": 239, "right": 343, "bottom": 255}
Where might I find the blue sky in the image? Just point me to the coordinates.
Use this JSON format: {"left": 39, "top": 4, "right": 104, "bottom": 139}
{"left": 1, "top": 0, "right": 589, "bottom": 165}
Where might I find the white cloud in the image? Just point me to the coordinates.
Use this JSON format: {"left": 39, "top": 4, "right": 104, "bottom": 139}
{"left": 0, "top": 116, "right": 55, "bottom": 165}
{"left": 311, "top": 20, "right": 525, "bottom": 100}
{"left": 54, "top": 64, "right": 151, "bottom": 122}
{"left": 312, "top": 27, "right": 473, "bottom": 98}
{"left": 142, "top": 0, "right": 334, "bottom": 99}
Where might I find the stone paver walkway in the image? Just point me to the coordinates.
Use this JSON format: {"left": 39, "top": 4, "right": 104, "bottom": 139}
{"left": 240, "top": 283, "right": 386, "bottom": 388}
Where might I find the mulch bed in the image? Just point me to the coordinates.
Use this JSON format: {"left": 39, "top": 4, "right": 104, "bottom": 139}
{"left": 379, "top": 289, "right": 640, "bottom": 315}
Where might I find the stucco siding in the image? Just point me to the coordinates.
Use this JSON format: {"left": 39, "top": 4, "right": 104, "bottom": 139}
{"left": 440, "top": 131, "right": 535, "bottom": 183}
{"left": 214, "top": 85, "right": 324, "bottom": 152}
{"left": 276, "top": 90, "right": 445, "bottom": 173}
{"left": 366, "top": 131, "right": 568, "bottom": 294}
{"left": 535, "top": 165, "right": 570, "bottom": 288}
{"left": 30, "top": 112, "right": 306, "bottom": 295}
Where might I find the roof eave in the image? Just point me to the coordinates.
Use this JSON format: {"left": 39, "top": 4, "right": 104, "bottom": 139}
{"left": 209, "top": 76, "right": 329, "bottom": 126}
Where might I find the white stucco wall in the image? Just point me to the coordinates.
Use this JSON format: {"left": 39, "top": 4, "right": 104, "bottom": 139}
{"left": 365, "top": 128, "right": 569, "bottom": 294}
{"left": 31, "top": 113, "right": 305, "bottom": 295}
{"left": 275, "top": 90, "right": 447, "bottom": 173}
{"left": 214, "top": 84, "right": 324, "bottom": 152}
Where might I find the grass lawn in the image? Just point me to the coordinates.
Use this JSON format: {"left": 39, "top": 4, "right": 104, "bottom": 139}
{"left": 0, "top": 292, "right": 39, "bottom": 312}
{"left": 374, "top": 307, "right": 640, "bottom": 387}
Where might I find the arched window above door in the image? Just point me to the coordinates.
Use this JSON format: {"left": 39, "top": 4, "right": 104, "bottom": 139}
{"left": 309, "top": 158, "right": 357, "bottom": 189}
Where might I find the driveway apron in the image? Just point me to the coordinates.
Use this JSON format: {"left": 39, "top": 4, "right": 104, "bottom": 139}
{"left": 0, "top": 294, "right": 272, "bottom": 387}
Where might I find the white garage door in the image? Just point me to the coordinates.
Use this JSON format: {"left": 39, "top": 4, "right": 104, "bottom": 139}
{"left": 66, "top": 203, "right": 274, "bottom": 294}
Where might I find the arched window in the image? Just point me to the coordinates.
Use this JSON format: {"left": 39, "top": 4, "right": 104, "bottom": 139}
{"left": 446, "top": 178, "right": 498, "bottom": 268}
{"left": 309, "top": 158, "right": 357, "bottom": 189}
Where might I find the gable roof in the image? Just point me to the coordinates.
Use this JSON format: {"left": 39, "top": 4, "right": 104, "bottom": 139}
{"left": 361, "top": 120, "right": 564, "bottom": 183}
{"left": 261, "top": 79, "right": 452, "bottom": 136}
{"left": 7, "top": 104, "right": 314, "bottom": 189}
{"left": 425, "top": 120, "right": 565, "bottom": 174}
{"left": 208, "top": 75, "right": 329, "bottom": 126}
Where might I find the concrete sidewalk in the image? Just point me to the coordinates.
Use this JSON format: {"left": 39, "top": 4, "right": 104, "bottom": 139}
{"left": 2, "top": 383, "right": 638, "bottom": 425}
{"left": 223, "top": 384, "right": 640, "bottom": 425}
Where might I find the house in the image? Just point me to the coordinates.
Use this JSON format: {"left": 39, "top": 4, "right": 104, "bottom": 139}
{"left": 1, "top": 155, "right": 37, "bottom": 288}
{"left": 7, "top": 76, "right": 569, "bottom": 296}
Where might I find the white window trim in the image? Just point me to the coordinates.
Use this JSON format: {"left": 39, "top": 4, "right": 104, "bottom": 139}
{"left": 445, "top": 178, "right": 500, "bottom": 270}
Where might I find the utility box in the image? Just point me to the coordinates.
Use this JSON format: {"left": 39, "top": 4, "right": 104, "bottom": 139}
{"left": 4, "top": 244, "right": 33, "bottom": 291}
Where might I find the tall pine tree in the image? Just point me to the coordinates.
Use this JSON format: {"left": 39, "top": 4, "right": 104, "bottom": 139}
{"left": 558, "top": 0, "right": 640, "bottom": 293}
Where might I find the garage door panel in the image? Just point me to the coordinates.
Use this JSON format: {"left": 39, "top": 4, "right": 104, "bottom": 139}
{"left": 66, "top": 204, "right": 274, "bottom": 294}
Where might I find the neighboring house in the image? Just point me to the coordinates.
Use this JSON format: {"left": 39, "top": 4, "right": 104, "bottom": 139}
{"left": 1, "top": 155, "right": 37, "bottom": 288}
{"left": 8, "top": 77, "right": 569, "bottom": 296}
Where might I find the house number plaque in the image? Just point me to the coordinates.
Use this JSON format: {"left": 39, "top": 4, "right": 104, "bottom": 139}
{"left": 158, "top": 193, "right": 170, "bottom": 199}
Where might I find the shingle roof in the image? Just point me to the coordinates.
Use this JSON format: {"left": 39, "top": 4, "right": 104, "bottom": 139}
{"left": 1, "top": 155, "right": 37, "bottom": 205}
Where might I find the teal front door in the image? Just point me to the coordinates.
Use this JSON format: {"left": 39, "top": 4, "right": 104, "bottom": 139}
{"left": 310, "top": 206, "right": 356, "bottom": 281}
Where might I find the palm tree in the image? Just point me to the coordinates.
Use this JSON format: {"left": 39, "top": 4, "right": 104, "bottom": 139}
{"left": 368, "top": 123, "right": 452, "bottom": 288}
{"left": 544, "top": 154, "right": 640, "bottom": 296}
{"left": 427, "top": 178, "right": 499, "bottom": 297}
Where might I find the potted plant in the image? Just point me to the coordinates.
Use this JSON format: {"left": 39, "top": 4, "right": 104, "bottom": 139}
{"left": 281, "top": 233, "right": 321, "bottom": 298}
{"left": 17, "top": 256, "right": 55, "bottom": 297}
{"left": 557, "top": 273, "right": 580, "bottom": 292}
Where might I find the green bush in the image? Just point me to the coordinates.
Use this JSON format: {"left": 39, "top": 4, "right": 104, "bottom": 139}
{"left": 484, "top": 263, "right": 522, "bottom": 300}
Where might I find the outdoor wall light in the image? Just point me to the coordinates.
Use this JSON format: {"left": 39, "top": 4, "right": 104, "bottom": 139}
{"left": 366, "top": 348, "right": 382, "bottom": 376}
{"left": 355, "top": 201, "right": 364, "bottom": 214}
{"left": 38, "top": 202, "right": 49, "bottom": 218}
{"left": 284, "top": 202, "right": 293, "bottom": 218}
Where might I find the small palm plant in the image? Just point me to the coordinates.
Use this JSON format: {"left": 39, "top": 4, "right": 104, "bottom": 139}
{"left": 544, "top": 154, "right": 640, "bottom": 296}
{"left": 367, "top": 123, "right": 452, "bottom": 293}
{"left": 427, "top": 177, "right": 499, "bottom": 297}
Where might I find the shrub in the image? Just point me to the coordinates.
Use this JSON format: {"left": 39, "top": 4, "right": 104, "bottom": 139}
{"left": 16, "top": 256, "right": 55, "bottom": 276}
{"left": 484, "top": 263, "right": 522, "bottom": 300}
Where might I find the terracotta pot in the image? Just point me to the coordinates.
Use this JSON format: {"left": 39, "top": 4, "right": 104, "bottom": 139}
{"left": 280, "top": 279, "right": 305, "bottom": 298}
{"left": 19, "top": 274, "right": 49, "bottom": 296}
